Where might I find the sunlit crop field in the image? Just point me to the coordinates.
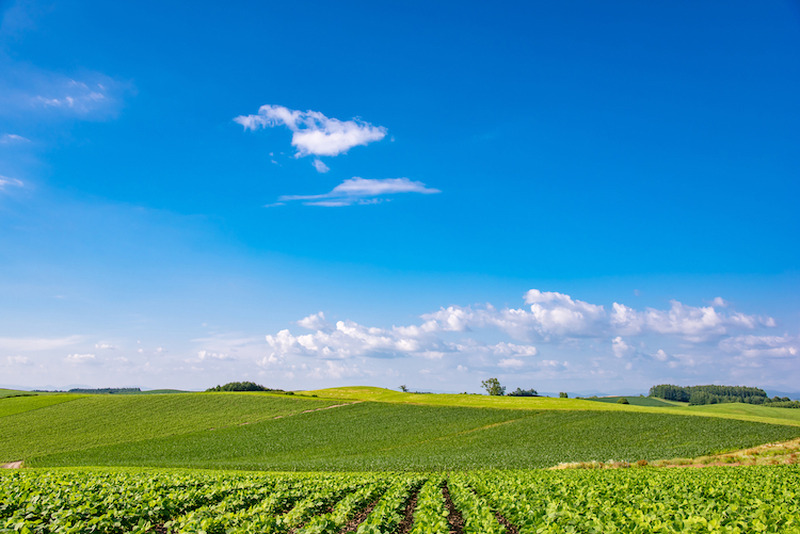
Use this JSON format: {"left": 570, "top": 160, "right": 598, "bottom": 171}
{"left": 2, "top": 467, "right": 799, "bottom": 533}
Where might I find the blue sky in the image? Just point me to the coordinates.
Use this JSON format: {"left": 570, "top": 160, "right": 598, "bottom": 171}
{"left": 1, "top": 0, "right": 798, "bottom": 394}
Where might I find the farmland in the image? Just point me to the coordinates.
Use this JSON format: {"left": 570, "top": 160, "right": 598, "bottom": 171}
{"left": 2, "top": 467, "right": 799, "bottom": 533}
{"left": 2, "top": 389, "right": 800, "bottom": 470}
{"left": 3, "top": 387, "right": 800, "bottom": 532}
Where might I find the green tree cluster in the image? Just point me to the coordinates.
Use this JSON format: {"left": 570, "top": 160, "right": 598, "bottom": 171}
{"left": 649, "top": 384, "right": 768, "bottom": 405}
{"left": 206, "top": 381, "right": 283, "bottom": 393}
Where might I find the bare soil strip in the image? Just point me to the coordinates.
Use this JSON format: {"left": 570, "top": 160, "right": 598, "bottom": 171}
{"left": 340, "top": 497, "right": 381, "bottom": 533}
{"left": 394, "top": 486, "right": 421, "bottom": 534}
{"left": 1, "top": 461, "right": 22, "bottom": 469}
{"left": 441, "top": 482, "right": 464, "bottom": 534}
{"left": 466, "top": 484, "right": 520, "bottom": 534}
{"left": 494, "top": 512, "right": 520, "bottom": 534}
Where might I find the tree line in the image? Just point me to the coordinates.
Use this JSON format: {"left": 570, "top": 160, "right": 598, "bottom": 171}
{"left": 649, "top": 384, "right": 797, "bottom": 407}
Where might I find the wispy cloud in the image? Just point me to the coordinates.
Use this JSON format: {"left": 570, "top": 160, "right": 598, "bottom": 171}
{"left": 0, "top": 64, "right": 129, "bottom": 120}
{"left": 0, "top": 335, "right": 82, "bottom": 352}
{"left": 234, "top": 105, "right": 387, "bottom": 158}
{"left": 0, "top": 133, "right": 30, "bottom": 144}
{"left": 276, "top": 177, "right": 440, "bottom": 207}
{"left": 312, "top": 159, "right": 330, "bottom": 173}
{"left": 0, "top": 175, "right": 24, "bottom": 190}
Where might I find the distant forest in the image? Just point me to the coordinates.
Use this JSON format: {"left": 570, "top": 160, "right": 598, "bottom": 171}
{"left": 649, "top": 384, "right": 799, "bottom": 407}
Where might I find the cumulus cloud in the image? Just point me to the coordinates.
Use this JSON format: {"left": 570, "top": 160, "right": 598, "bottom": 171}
{"left": 259, "top": 290, "right": 784, "bottom": 382}
{"left": 611, "top": 336, "right": 634, "bottom": 358}
{"left": 5, "top": 355, "right": 30, "bottom": 365}
{"left": 276, "top": 177, "right": 440, "bottom": 207}
{"left": 234, "top": 105, "right": 387, "bottom": 157}
{"left": 65, "top": 353, "right": 96, "bottom": 364}
{"left": 197, "top": 350, "right": 233, "bottom": 361}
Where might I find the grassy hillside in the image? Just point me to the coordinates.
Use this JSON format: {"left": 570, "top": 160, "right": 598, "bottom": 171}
{"left": 0, "top": 393, "right": 84, "bottom": 418}
{"left": 23, "top": 401, "right": 800, "bottom": 471}
{"left": 305, "top": 387, "right": 800, "bottom": 426}
{"left": 0, "top": 392, "right": 339, "bottom": 463}
{"left": 583, "top": 396, "right": 677, "bottom": 407}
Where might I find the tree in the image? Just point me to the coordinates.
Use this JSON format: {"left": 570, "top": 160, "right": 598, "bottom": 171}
{"left": 559, "top": 392, "right": 569, "bottom": 398}
{"left": 616, "top": 397, "right": 629, "bottom": 404}
{"left": 399, "top": 385, "right": 408, "bottom": 392}
{"left": 508, "top": 387, "right": 538, "bottom": 397}
{"left": 481, "top": 378, "right": 505, "bottom": 396}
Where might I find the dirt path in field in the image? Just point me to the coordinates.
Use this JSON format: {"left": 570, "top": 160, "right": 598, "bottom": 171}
{"left": 1, "top": 461, "right": 22, "bottom": 469}
{"left": 441, "top": 482, "right": 465, "bottom": 534}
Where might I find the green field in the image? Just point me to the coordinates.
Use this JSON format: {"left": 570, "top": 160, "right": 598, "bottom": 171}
{"left": 4, "top": 387, "right": 800, "bottom": 532}
{"left": 2, "top": 467, "right": 799, "bottom": 533}
{"left": 3, "top": 388, "right": 800, "bottom": 470}
{"left": 583, "top": 395, "right": 677, "bottom": 407}
{"left": 0, "top": 392, "right": 338, "bottom": 462}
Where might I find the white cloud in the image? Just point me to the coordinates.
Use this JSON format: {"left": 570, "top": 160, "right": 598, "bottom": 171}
{"left": 197, "top": 350, "right": 233, "bottom": 361}
{"left": 611, "top": 336, "right": 633, "bottom": 359}
{"left": 711, "top": 297, "right": 728, "bottom": 308}
{"left": 312, "top": 159, "right": 330, "bottom": 173}
{"left": 94, "top": 343, "right": 115, "bottom": 350}
{"left": 297, "top": 312, "right": 332, "bottom": 331}
{"left": 498, "top": 358, "right": 525, "bottom": 369}
{"left": 5, "top": 355, "right": 30, "bottom": 366}
{"left": 0, "top": 175, "right": 23, "bottom": 190}
{"left": 277, "top": 177, "right": 440, "bottom": 207}
{"left": 0, "top": 335, "right": 82, "bottom": 352}
{"left": 524, "top": 289, "right": 606, "bottom": 337}
{"left": 0, "top": 134, "right": 29, "bottom": 144}
{"left": 653, "top": 349, "right": 670, "bottom": 362}
{"left": 234, "top": 105, "right": 387, "bottom": 157}
{"left": 65, "top": 353, "right": 96, "bottom": 364}
{"left": 719, "top": 335, "right": 798, "bottom": 359}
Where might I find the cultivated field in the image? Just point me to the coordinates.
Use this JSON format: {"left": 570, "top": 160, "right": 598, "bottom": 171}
{"left": 2, "top": 387, "right": 800, "bottom": 532}
{"left": 2, "top": 467, "right": 799, "bottom": 533}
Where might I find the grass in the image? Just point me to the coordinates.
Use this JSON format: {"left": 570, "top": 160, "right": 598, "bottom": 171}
{"left": 583, "top": 396, "right": 677, "bottom": 407}
{"left": 0, "top": 392, "right": 339, "bottom": 463}
{"left": 0, "top": 394, "right": 84, "bottom": 418}
{"left": 28, "top": 401, "right": 800, "bottom": 471}
{"left": 303, "top": 387, "right": 800, "bottom": 427}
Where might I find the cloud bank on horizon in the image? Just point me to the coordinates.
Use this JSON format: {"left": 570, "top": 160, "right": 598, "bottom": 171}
{"left": 2, "top": 289, "right": 796, "bottom": 393}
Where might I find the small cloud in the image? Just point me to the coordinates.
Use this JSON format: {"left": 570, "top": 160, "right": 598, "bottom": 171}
{"left": 0, "top": 175, "right": 24, "bottom": 190}
{"left": 197, "top": 350, "right": 233, "bottom": 361}
{"left": 6, "top": 355, "right": 30, "bottom": 366}
{"left": 611, "top": 336, "right": 634, "bottom": 358}
{"left": 0, "top": 134, "right": 30, "bottom": 144}
{"left": 312, "top": 159, "right": 330, "bottom": 173}
{"left": 498, "top": 358, "right": 525, "bottom": 369}
{"left": 297, "top": 312, "right": 331, "bottom": 331}
{"left": 94, "top": 343, "right": 115, "bottom": 350}
{"left": 277, "top": 177, "right": 440, "bottom": 207}
{"left": 711, "top": 297, "right": 728, "bottom": 308}
{"left": 234, "top": 104, "right": 387, "bottom": 157}
{"left": 65, "top": 353, "right": 96, "bottom": 364}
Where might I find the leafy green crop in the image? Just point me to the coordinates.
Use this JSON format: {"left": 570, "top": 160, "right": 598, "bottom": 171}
{"left": 2, "top": 467, "right": 799, "bottom": 533}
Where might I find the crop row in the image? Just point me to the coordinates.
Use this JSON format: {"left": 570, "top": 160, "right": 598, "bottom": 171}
{"left": 2, "top": 466, "right": 799, "bottom": 533}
